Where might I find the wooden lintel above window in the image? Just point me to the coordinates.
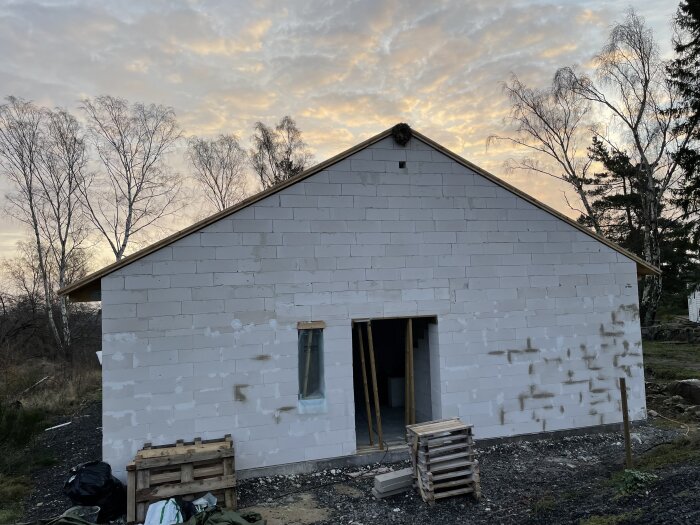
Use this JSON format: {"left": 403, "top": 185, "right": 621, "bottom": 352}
{"left": 297, "top": 321, "right": 326, "bottom": 330}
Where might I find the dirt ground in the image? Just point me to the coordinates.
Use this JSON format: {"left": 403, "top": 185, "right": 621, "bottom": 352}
{"left": 21, "top": 405, "right": 699, "bottom": 524}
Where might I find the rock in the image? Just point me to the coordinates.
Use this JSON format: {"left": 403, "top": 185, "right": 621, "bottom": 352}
{"left": 666, "top": 379, "right": 700, "bottom": 405}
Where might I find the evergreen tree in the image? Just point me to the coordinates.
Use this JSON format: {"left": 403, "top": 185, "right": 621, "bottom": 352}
{"left": 669, "top": 1, "right": 700, "bottom": 223}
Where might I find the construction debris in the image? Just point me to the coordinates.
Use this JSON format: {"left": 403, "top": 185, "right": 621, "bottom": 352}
{"left": 406, "top": 418, "right": 481, "bottom": 504}
{"left": 372, "top": 468, "right": 413, "bottom": 499}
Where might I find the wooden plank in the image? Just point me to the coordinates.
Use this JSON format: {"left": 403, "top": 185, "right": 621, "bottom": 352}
{"left": 126, "top": 467, "right": 136, "bottom": 524}
{"left": 408, "top": 419, "right": 469, "bottom": 436}
{"left": 302, "top": 328, "right": 314, "bottom": 398}
{"left": 421, "top": 433, "right": 473, "bottom": 448}
{"left": 181, "top": 463, "right": 194, "bottom": 483}
{"left": 356, "top": 323, "right": 374, "bottom": 447}
{"left": 136, "top": 441, "right": 230, "bottom": 459}
{"left": 418, "top": 444, "right": 473, "bottom": 460}
{"left": 421, "top": 451, "right": 474, "bottom": 465}
{"left": 431, "top": 478, "right": 476, "bottom": 491}
{"left": 404, "top": 320, "right": 410, "bottom": 426}
{"left": 427, "top": 468, "right": 475, "bottom": 482}
{"left": 417, "top": 437, "right": 473, "bottom": 452}
{"left": 422, "top": 459, "right": 475, "bottom": 473}
{"left": 135, "top": 469, "right": 150, "bottom": 523}
{"left": 150, "top": 464, "right": 224, "bottom": 484}
{"left": 620, "top": 377, "right": 633, "bottom": 469}
{"left": 135, "top": 475, "right": 236, "bottom": 502}
{"left": 297, "top": 320, "right": 326, "bottom": 330}
{"left": 223, "top": 457, "right": 236, "bottom": 509}
{"left": 406, "top": 417, "right": 461, "bottom": 430}
{"left": 366, "top": 321, "right": 383, "bottom": 449}
{"left": 432, "top": 486, "right": 474, "bottom": 500}
{"left": 135, "top": 448, "right": 234, "bottom": 469}
{"left": 408, "top": 318, "right": 415, "bottom": 425}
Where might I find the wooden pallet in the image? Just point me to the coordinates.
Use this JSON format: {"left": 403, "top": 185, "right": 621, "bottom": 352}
{"left": 406, "top": 419, "right": 481, "bottom": 504}
{"left": 126, "top": 435, "right": 236, "bottom": 524}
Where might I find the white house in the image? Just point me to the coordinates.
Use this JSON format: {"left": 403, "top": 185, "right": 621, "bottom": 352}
{"left": 60, "top": 125, "right": 659, "bottom": 481}
{"left": 689, "top": 289, "right": 700, "bottom": 323}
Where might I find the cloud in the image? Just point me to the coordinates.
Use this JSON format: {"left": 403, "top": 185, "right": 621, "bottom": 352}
{"left": 0, "top": 0, "right": 678, "bottom": 260}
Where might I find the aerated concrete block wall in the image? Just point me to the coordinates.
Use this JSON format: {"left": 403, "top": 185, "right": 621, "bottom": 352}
{"left": 101, "top": 135, "right": 645, "bottom": 480}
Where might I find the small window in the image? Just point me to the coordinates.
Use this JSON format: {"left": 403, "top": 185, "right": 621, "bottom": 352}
{"left": 298, "top": 328, "right": 324, "bottom": 400}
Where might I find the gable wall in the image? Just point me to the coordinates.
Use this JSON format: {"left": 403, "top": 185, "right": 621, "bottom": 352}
{"left": 100, "top": 136, "right": 645, "bottom": 480}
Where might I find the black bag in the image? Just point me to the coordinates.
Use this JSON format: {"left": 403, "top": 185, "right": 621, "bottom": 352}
{"left": 63, "top": 461, "right": 126, "bottom": 522}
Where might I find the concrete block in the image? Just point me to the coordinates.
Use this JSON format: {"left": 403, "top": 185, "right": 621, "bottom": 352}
{"left": 149, "top": 315, "right": 193, "bottom": 331}
{"left": 125, "top": 275, "right": 170, "bottom": 290}
{"left": 273, "top": 220, "right": 311, "bottom": 233}
{"left": 137, "top": 301, "right": 182, "bottom": 317}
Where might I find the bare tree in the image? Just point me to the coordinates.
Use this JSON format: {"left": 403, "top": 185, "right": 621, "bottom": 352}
{"left": 3, "top": 241, "right": 43, "bottom": 315}
{"left": 250, "top": 116, "right": 312, "bottom": 190}
{"left": 81, "top": 96, "right": 182, "bottom": 260}
{"left": 187, "top": 134, "right": 248, "bottom": 212}
{"left": 555, "top": 10, "right": 698, "bottom": 324}
{"left": 0, "top": 97, "right": 63, "bottom": 353}
{"left": 36, "top": 109, "right": 89, "bottom": 352}
{"left": 0, "top": 99, "right": 88, "bottom": 357}
{"left": 489, "top": 75, "right": 601, "bottom": 233}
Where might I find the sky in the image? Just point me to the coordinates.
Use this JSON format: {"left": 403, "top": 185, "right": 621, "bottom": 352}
{"left": 0, "top": 0, "right": 679, "bottom": 267}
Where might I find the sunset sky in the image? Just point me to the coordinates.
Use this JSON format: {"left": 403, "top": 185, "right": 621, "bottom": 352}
{"left": 0, "top": 0, "right": 678, "bottom": 266}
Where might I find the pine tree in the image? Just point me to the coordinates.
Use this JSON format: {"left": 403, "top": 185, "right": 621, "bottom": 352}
{"left": 669, "top": 1, "right": 700, "bottom": 218}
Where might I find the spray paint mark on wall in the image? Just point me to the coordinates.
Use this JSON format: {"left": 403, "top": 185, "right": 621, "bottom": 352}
{"left": 234, "top": 384, "right": 249, "bottom": 402}
{"left": 274, "top": 406, "right": 296, "bottom": 424}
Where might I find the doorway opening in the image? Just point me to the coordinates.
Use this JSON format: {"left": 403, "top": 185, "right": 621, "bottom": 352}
{"left": 352, "top": 316, "right": 437, "bottom": 449}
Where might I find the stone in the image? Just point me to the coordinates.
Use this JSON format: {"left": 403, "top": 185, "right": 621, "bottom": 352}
{"left": 666, "top": 379, "right": 700, "bottom": 405}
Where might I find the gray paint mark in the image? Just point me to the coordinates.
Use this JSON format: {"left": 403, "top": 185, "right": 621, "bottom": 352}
{"left": 234, "top": 384, "right": 249, "bottom": 402}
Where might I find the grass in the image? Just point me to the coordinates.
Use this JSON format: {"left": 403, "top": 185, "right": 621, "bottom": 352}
{"left": 634, "top": 434, "right": 700, "bottom": 470}
{"left": 0, "top": 361, "right": 101, "bottom": 522}
{"left": 579, "top": 509, "right": 643, "bottom": 525}
{"left": 642, "top": 341, "right": 700, "bottom": 382}
{"left": 530, "top": 494, "right": 556, "bottom": 516}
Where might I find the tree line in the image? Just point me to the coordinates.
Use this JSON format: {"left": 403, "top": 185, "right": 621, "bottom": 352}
{"left": 492, "top": 3, "right": 700, "bottom": 325}
{"left": 0, "top": 97, "right": 312, "bottom": 360}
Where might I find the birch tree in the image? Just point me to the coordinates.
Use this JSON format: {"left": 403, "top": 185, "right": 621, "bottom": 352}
{"left": 0, "top": 98, "right": 61, "bottom": 354}
{"left": 497, "top": 10, "right": 698, "bottom": 324}
{"left": 556, "top": 10, "right": 697, "bottom": 324}
{"left": 0, "top": 98, "right": 87, "bottom": 357}
{"left": 490, "top": 75, "right": 601, "bottom": 233}
{"left": 36, "top": 108, "right": 89, "bottom": 351}
{"left": 81, "top": 96, "right": 182, "bottom": 260}
{"left": 187, "top": 134, "right": 248, "bottom": 212}
{"left": 250, "top": 116, "right": 312, "bottom": 190}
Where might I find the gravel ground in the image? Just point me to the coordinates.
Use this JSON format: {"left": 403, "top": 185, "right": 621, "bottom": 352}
{"left": 22, "top": 404, "right": 699, "bottom": 524}
{"left": 235, "top": 424, "right": 696, "bottom": 525}
{"left": 22, "top": 401, "right": 102, "bottom": 522}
